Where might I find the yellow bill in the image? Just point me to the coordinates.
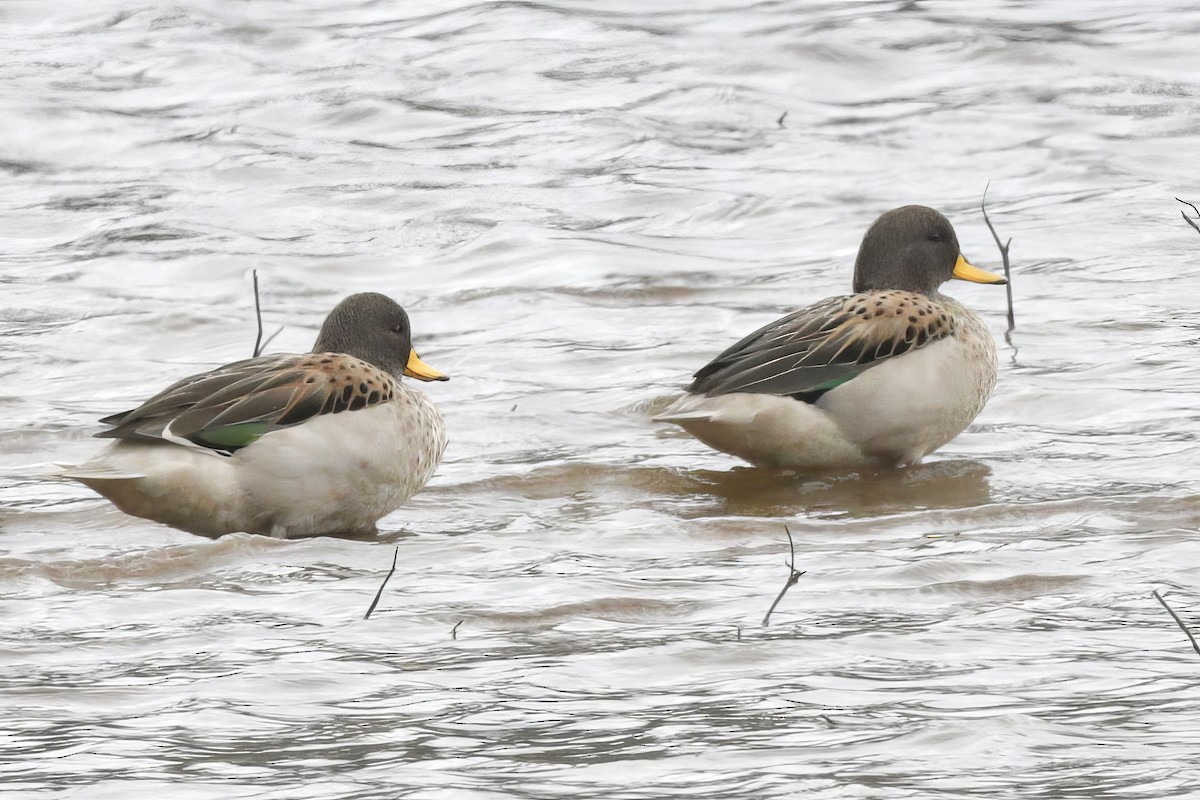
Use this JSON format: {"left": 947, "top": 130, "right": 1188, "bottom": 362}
{"left": 952, "top": 254, "right": 1007, "bottom": 285}
{"left": 404, "top": 348, "right": 449, "bottom": 381}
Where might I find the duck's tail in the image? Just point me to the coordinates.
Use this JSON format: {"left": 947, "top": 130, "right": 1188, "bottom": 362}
{"left": 57, "top": 462, "right": 146, "bottom": 482}
{"left": 651, "top": 393, "right": 721, "bottom": 425}
{"left": 651, "top": 409, "right": 719, "bottom": 424}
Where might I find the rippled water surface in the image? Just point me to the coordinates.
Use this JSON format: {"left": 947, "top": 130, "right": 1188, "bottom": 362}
{"left": 4, "top": 1, "right": 1200, "bottom": 797}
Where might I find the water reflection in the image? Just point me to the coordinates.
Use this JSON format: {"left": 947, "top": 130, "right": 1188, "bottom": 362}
{"left": 674, "top": 459, "right": 994, "bottom": 518}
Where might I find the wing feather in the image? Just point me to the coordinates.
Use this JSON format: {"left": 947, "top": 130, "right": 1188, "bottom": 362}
{"left": 97, "top": 353, "right": 398, "bottom": 453}
{"left": 687, "top": 291, "right": 955, "bottom": 402}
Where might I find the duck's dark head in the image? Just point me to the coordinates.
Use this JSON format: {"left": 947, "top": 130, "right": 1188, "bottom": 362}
{"left": 314, "top": 292, "right": 448, "bottom": 382}
{"left": 852, "top": 205, "right": 1006, "bottom": 294}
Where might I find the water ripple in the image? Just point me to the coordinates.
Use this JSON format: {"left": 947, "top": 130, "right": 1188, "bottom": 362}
{"left": 4, "top": 0, "right": 1200, "bottom": 797}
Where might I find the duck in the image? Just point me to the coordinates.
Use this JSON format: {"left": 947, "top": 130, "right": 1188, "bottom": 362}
{"left": 64, "top": 292, "right": 449, "bottom": 538}
{"left": 654, "top": 205, "right": 1007, "bottom": 471}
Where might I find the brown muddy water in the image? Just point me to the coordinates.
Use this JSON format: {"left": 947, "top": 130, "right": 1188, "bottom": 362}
{"left": 3, "top": 1, "right": 1200, "bottom": 797}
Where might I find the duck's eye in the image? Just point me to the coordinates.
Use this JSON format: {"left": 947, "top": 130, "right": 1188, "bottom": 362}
{"left": 928, "top": 232, "right": 943, "bottom": 242}
{"left": 390, "top": 325, "right": 405, "bottom": 334}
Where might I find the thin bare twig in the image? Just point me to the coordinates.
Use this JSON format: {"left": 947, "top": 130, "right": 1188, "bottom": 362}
{"left": 252, "top": 269, "right": 265, "bottom": 358}
{"left": 777, "top": 111, "right": 788, "bottom": 128}
{"left": 249, "top": 270, "right": 283, "bottom": 356}
{"left": 364, "top": 548, "right": 399, "bottom": 620}
{"left": 981, "top": 182, "right": 1015, "bottom": 341}
{"left": 451, "top": 620, "right": 464, "bottom": 640}
{"left": 1153, "top": 589, "right": 1200, "bottom": 658}
{"left": 762, "top": 525, "right": 805, "bottom": 627}
{"left": 260, "top": 325, "right": 284, "bottom": 354}
{"left": 1177, "top": 198, "right": 1200, "bottom": 234}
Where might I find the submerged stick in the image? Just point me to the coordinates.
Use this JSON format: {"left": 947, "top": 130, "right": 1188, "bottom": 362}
{"left": 981, "top": 182, "right": 1015, "bottom": 339}
{"left": 762, "top": 525, "right": 805, "bottom": 627}
{"left": 1152, "top": 589, "right": 1200, "bottom": 658}
{"left": 1177, "top": 198, "right": 1200, "bottom": 234}
{"left": 364, "top": 547, "right": 399, "bottom": 620}
{"left": 451, "top": 620, "right": 464, "bottom": 640}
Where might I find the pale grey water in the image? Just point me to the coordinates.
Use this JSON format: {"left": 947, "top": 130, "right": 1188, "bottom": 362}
{"left": 3, "top": 1, "right": 1200, "bottom": 797}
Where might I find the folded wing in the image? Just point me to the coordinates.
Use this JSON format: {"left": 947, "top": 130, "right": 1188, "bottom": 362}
{"left": 688, "top": 291, "right": 955, "bottom": 403}
{"left": 97, "top": 353, "right": 398, "bottom": 452}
